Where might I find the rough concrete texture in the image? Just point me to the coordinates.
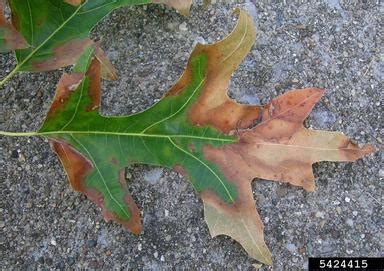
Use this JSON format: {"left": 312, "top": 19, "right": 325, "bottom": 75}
{"left": 0, "top": 0, "right": 383, "bottom": 270}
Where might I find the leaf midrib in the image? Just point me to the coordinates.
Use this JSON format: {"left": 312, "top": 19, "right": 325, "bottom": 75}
{"left": 38, "top": 130, "right": 236, "bottom": 143}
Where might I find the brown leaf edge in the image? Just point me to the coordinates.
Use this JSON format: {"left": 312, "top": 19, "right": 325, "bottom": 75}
{"left": 48, "top": 56, "right": 141, "bottom": 234}
{"left": 0, "top": 0, "right": 28, "bottom": 52}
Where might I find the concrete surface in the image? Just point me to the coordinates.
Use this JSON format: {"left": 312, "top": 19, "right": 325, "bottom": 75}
{"left": 0, "top": 0, "right": 382, "bottom": 270}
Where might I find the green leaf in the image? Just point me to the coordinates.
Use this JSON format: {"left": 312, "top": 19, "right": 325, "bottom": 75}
{"left": 1, "top": 9, "right": 374, "bottom": 265}
{"left": 8, "top": 0, "right": 151, "bottom": 72}
{"left": 0, "top": 0, "right": 192, "bottom": 86}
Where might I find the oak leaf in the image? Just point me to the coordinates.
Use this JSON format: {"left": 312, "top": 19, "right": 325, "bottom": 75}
{"left": 0, "top": 0, "right": 193, "bottom": 86}
{"left": 2, "top": 9, "right": 375, "bottom": 265}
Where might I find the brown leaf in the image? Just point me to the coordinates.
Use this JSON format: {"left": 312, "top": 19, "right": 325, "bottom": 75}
{"left": 200, "top": 88, "right": 374, "bottom": 264}
{"left": 204, "top": 88, "right": 375, "bottom": 191}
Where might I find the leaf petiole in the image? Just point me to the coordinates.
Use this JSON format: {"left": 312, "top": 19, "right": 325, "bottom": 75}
{"left": 0, "top": 131, "right": 38, "bottom": 137}
{"left": 0, "top": 65, "right": 20, "bottom": 88}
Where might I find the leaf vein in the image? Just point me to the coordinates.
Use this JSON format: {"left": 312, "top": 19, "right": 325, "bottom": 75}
{"left": 70, "top": 134, "right": 130, "bottom": 219}
{"left": 167, "top": 137, "right": 234, "bottom": 203}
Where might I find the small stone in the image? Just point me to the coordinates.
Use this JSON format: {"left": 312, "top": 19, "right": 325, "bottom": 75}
{"left": 194, "top": 36, "right": 206, "bottom": 45}
{"left": 164, "top": 209, "right": 169, "bottom": 217}
{"left": 18, "top": 153, "right": 26, "bottom": 162}
{"left": 160, "top": 255, "right": 165, "bottom": 262}
{"left": 379, "top": 169, "right": 384, "bottom": 178}
{"left": 352, "top": 211, "right": 358, "bottom": 216}
{"left": 45, "top": 258, "right": 53, "bottom": 266}
{"left": 276, "top": 186, "right": 288, "bottom": 197}
{"left": 67, "top": 257, "right": 75, "bottom": 266}
{"left": 264, "top": 217, "right": 269, "bottom": 223}
{"left": 165, "top": 235, "right": 171, "bottom": 241}
{"left": 346, "top": 249, "right": 353, "bottom": 254}
{"left": 137, "top": 243, "right": 142, "bottom": 251}
{"left": 252, "top": 263, "right": 263, "bottom": 269}
{"left": 143, "top": 168, "right": 163, "bottom": 184}
{"left": 10, "top": 150, "right": 19, "bottom": 159}
{"left": 313, "top": 111, "right": 336, "bottom": 127}
{"left": 320, "top": 220, "right": 326, "bottom": 228}
{"left": 243, "top": 1, "right": 257, "bottom": 22}
{"left": 315, "top": 211, "right": 324, "bottom": 218}
{"left": 346, "top": 218, "right": 354, "bottom": 227}
{"left": 286, "top": 243, "right": 297, "bottom": 254}
{"left": 154, "top": 251, "right": 158, "bottom": 258}
{"left": 50, "top": 238, "right": 57, "bottom": 246}
{"left": 125, "top": 170, "right": 132, "bottom": 180}
{"left": 38, "top": 257, "right": 45, "bottom": 264}
{"left": 179, "top": 22, "right": 188, "bottom": 31}
{"left": 166, "top": 22, "right": 178, "bottom": 31}
{"left": 336, "top": 207, "right": 341, "bottom": 214}
{"left": 345, "top": 196, "right": 351, "bottom": 203}
{"left": 56, "top": 261, "right": 65, "bottom": 270}
{"left": 86, "top": 239, "right": 97, "bottom": 248}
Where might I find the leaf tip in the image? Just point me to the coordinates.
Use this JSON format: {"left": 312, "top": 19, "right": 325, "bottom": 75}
{"left": 46, "top": 73, "right": 85, "bottom": 119}
{"left": 94, "top": 44, "right": 118, "bottom": 81}
{"left": 153, "top": 0, "right": 192, "bottom": 16}
{"left": 359, "top": 143, "right": 376, "bottom": 157}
